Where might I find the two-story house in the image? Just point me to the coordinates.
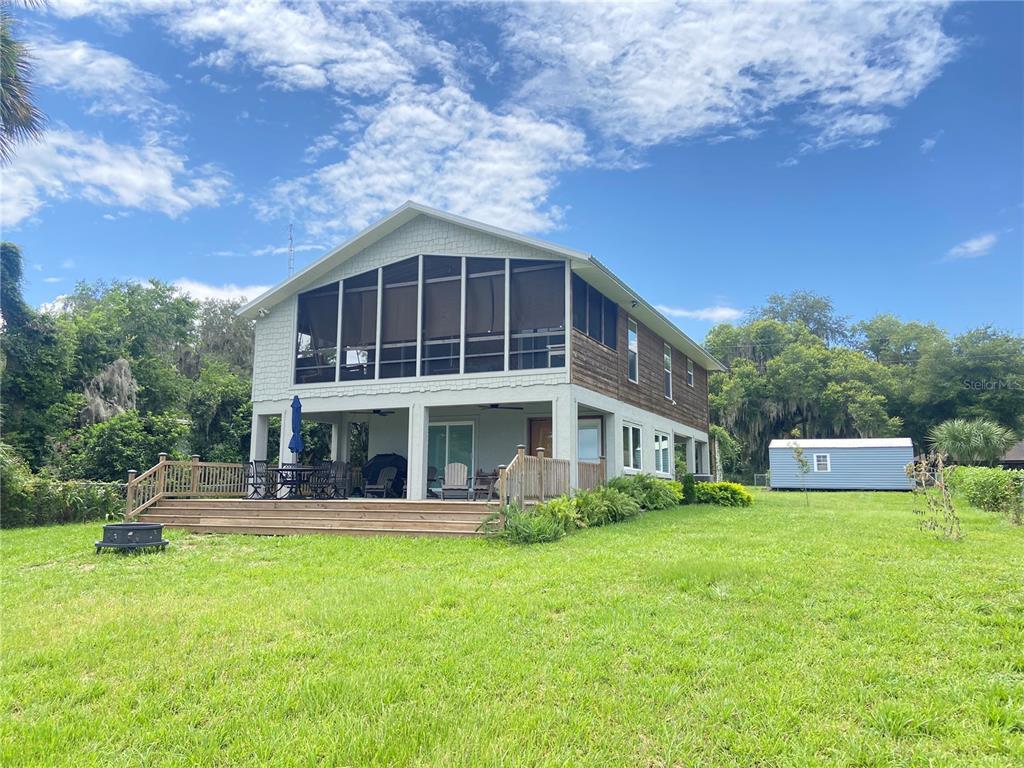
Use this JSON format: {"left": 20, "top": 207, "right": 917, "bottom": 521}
{"left": 239, "top": 202, "right": 725, "bottom": 500}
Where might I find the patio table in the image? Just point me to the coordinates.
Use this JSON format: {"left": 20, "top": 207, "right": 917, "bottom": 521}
{"left": 269, "top": 465, "right": 314, "bottom": 498}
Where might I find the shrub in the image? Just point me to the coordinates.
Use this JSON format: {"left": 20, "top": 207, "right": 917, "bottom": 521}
{"left": 693, "top": 481, "right": 754, "bottom": 508}
{"left": 682, "top": 473, "right": 697, "bottom": 504}
{"left": 574, "top": 486, "right": 641, "bottom": 527}
{"left": 606, "top": 473, "right": 682, "bottom": 510}
{"left": 945, "top": 465, "right": 1023, "bottom": 524}
{"left": 1, "top": 443, "right": 123, "bottom": 528}
{"left": 482, "top": 501, "right": 570, "bottom": 544}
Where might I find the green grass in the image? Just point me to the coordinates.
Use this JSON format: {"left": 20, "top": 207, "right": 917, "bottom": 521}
{"left": 2, "top": 491, "right": 1022, "bottom": 767}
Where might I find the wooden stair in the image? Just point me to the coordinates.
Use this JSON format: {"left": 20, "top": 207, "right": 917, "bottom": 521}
{"left": 138, "top": 498, "right": 496, "bottom": 537}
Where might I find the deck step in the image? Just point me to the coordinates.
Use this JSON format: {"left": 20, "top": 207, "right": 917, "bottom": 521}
{"left": 156, "top": 523, "right": 479, "bottom": 538}
{"left": 150, "top": 506, "right": 492, "bottom": 521}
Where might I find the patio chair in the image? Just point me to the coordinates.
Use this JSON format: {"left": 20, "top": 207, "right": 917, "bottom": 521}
{"left": 471, "top": 468, "right": 497, "bottom": 501}
{"left": 426, "top": 465, "right": 438, "bottom": 498}
{"left": 247, "top": 460, "right": 274, "bottom": 499}
{"left": 332, "top": 460, "right": 350, "bottom": 499}
{"left": 309, "top": 461, "right": 337, "bottom": 499}
{"left": 364, "top": 466, "right": 397, "bottom": 498}
{"left": 440, "top": 462, "right": 470, "bottom": 500}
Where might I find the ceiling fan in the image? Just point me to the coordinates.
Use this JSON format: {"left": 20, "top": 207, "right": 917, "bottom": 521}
{"left": 478, "top": 403, "right": 524, "bottom": 411}
{"left": 350, "top": 408, "right": 396, "bottom": 416}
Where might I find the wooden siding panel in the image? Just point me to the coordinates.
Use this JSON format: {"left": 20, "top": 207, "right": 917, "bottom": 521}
{"left": 571, "top": 306, "right": 709, "bottom": 431}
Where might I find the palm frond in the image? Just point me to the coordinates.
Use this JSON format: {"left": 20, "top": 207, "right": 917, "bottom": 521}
{"left": 0, "top": 6, "right": 46, "bottom": 164}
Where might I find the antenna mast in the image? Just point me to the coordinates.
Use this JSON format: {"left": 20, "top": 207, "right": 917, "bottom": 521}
{"left": 287, "top": 223, "right": 295, "bottom": 276}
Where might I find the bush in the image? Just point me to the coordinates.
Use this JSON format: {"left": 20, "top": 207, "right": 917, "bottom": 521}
{"left": 483, "top": 501, "right": 571, "bottom": 544}
{"left": 945, "top": 465, "right": 1023, "bottom": 524}
{"left": 1, "top": 443, "right": 123, "bottom": 528}
{"left": 693, "top": 481, "right": 754, "bottom": 507}
{"left": 606, "top": 473, "right": 682, "bottom": 510}
{"left": 63, "top": 410, "right": 189, "bottom": 482}
{"left": 682, "top": 473, "right": 697, "bottom": 504}
{"left": 574, "top": 486, "right": 641, "bottom": 527}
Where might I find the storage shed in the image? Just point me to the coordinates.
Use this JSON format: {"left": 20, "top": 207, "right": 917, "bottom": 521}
{"left": 768, "top": 438, "right": 915, "bottom": 491}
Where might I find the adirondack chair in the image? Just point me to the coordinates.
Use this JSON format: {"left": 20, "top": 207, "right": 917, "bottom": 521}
{"left": 471, "top": 468, "right": 497, "bottom": 501}
{"left": 364, "top": 466, "right": 397, "bottom": 498}
{"left": 440, "top": 462, "right": 470, "bottom": 500}
{"left": 247, "top": 460, "right": 273, "bottom": 499}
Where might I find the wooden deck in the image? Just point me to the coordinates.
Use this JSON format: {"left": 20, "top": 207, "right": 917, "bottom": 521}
{"left": 139, "top": 497, "right": 497, "bottom": 537}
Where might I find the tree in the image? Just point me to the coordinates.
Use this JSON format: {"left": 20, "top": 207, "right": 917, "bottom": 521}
{"left": 927, "top": 418, "right": 1018, "bottom": 466}
{"left": 788, "top": 440, "right": 811, "bottom": 506}
{"left": 751, "top": 290, "right": 850, "bottom": 346}
{"left": 0, "top": 1, "right": 45, "bottom": 163}
{"left": 186, "top": 361, "right": 251, "bottom": 462}
{"left": 195, "top": 299, "right": 255, "bottom": 376}
{"left": 64, "top": 410, "right": 189, "bottom": 482}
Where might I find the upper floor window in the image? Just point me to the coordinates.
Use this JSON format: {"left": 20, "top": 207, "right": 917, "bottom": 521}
{"left": 465, "top": 257, "right": 505, "bottom": 373}
{"left": 663, "top": 343, "right": 672, "bottom": 400}
{"left": 509, "top": 259, "right": 565, "bottom": 370}
{"left": 340, "top": 269, "right": 378, "bottom": 381}
{"left": 380, "top": 257, "right": 418, "bottom": 379}
{"left": 686, "top": 358, "right": 695, "bottom": 387}
{"left": 571, "top": 273, "right": 617, "bottom": 348}
{"left": 627, "top": 318, "right": 638, "bottom": 383}
{"left": 421, "top": 255, "right": 462, "bottom": 376}
{"left": 294, "top": 283, "right": 339, "bottom": 384}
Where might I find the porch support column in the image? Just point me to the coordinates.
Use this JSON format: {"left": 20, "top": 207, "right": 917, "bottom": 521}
{"left": 330, "top": 416, "right": 349, "bottom": 463}
{"left": 250, "top": 413, "right": 269, "bottom": 462}
{"left": 685, "top": 436, "right": 696, "bottom": 474}
{"left": 608, "top": 411, "right": 624, "bottom": 479}
{"left": 406, "top": 403, "right": 429, "bottom": 500}
{"left": 552, "top": 393, "right": 577, "bottom": 489}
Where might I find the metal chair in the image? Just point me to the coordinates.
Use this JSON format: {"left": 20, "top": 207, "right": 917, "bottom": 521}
{"left": 426, "top": 465, "right": 438, "bottom": 498}
{"left": 364, "top": 466, "right": 397, "bottom": 498}
{"left": 247, "top": 460, "right": 274, "bottom": 499}
{"left": 332, "top": 460, "right": 350, "bottom": 499}
{"left": 472, "top": 469, "right": 497, "bottom": 501}
{"left": 441, "top": 463, "right": 470, "bottom": 500}
{"left": 310, "top": 461, "right": 336, "bottom": 499}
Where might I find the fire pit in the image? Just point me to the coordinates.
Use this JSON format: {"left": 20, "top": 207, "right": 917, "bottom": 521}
{"left": 95, "top": 522, "right": 168, "bottom": 554}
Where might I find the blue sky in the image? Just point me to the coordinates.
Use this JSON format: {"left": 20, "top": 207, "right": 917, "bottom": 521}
{"left": 4, "top": 1, "right": 1021, "bottom": 341}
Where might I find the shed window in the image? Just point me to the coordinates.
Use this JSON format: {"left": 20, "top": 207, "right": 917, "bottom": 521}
{"left": 379, "top": 257, "right": 418, "bottom": 379}
{"left": 421, "top": 256, "right": 462, "bottom": 376}
{"left": 627, "top": 318, "right": 638, "bottom": 383}
{"left": 509, "top": 259, "right": 565, "bottom": 370}
{"left": 814, "top": 453, "right": 831, "bottom": 472}
{"left": 295, "top": 283, "right": 339, "bottom": 384}
{"left": 622, "top": 424, "right": 642, "bottom": 470}
{"left": 465, "top": 257, "right": 505, "bottom": 373}
{"left": 340, "top": 269, "right": 378, "bottom": 381}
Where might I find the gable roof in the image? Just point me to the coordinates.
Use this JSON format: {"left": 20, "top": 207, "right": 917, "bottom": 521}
{"left": 239, "top": 201, "right": 725, "bottom": 372}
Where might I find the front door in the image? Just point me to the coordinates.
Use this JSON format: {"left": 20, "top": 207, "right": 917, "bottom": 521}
{"left": 528, "top": 417, "right": 553, "bottom": 457}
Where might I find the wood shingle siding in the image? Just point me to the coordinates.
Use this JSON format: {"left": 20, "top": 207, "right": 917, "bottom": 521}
{"left": 571, "top": 306, "right": 709, "bottom": 431}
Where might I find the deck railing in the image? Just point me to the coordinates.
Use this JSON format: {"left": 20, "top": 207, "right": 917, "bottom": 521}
{"left": 496, "top": 445, "right": 571, "bottom": 509}
{"left": 577, "top": 458, "right": 606, "bottom": 491}
{"left": 125, "top": 453, "right": 248, "bottom": 520}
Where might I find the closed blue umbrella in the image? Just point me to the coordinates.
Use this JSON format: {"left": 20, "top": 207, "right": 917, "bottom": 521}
{"left": 287, "top": 395, "right": 304, "bottom": 460}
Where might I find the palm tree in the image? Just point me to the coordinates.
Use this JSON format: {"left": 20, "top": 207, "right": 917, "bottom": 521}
{"left": 1, "top": 1, "right": 45, "bottom": 164}
{"left": 928, "top": 418, "right": 1018, "bottom": 466}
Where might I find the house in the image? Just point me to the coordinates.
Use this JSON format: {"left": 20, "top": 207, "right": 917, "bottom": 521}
{"left": 237, "top": 201, "right": 725, "bottom": 500}
{"left": 1000, "top": 441, "right": 1024, "bottom": 470}
{"left": 768, "top": 438, "right": 915, "bottom": 491}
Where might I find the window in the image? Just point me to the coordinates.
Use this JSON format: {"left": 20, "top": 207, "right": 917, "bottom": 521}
{"left": 421, "top": 256, "right": 462, "bottom": 375}
{"left": 427, "top": 423, "right": 474, "bottom": 490}
{"left": 695, "top": 441, "right": 706, "bottom": 474}
{"left": 622, "top": 424, "right": 642, "bottom": 470}
{"left": 571, "top": 273, "right": 618, "bottom": 349}
{"left": 379, "top": 257, "right": 418, "bottom": 379}
{"left": 663, "top": 343, "right": 673, "bottom": 399}
{"left": 339, "top": 269, "right": 378, "bottom": 380}
{"left": 294, "top": 283, "right": 339, "bottom": 384}
{"left": 577, "top": 418, "right": 603, "bottom": 462}
{"left": 465, "top": 257, "right": 505, "bottom": 373}
{"left": 654, "top": 432, "right": 671, "bottom": 475}
{"left": 814, "top": 453, "right": 831, "bottom": 472}
{"left": 686, "top": 358, "right": 695, "bottom": 387}
{"left": 509, "top": 259, "right": 565, "bottom": 370}
{"left": 627, "top": 318, "right": 638, "bottom": 383}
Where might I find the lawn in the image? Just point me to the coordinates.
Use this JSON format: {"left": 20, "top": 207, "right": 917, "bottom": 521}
{"left": 2, "top": 491, "right": 1022, "bottom": 767}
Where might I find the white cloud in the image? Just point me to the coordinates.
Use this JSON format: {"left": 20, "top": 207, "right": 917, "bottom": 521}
{"left": 61, "top": 259, "right": 75, "bottom": 269}
{"left": 42, "top": 276, "right": 62, "bottom": 284}
{"left": 945, "top": 233, "right": 997, "bottom": 261}
{"left": 50, "top": 0, "right": 455, "bottom": 96}
{"left": 500, "top": 2, "right": 957, "bottom": 150}
{"left": 260, "top": 84, "right": 588, "bottom": 235}
{"left": 303, "top": 133, "right": 340, "bottom": 164}
{"left": 30, "top": 37, "right": 180, "bottom": 127}
{"left": 172, "top": 278, "right": 271, "bottom": 302}
{"left": 1, "top": 129, "right": 231, "bottom": 228}
{"left": 251, "top": 243, "right": 324, "bottom": 258}
{"left": 657, "top": 304, "right": 744, "bottom": 323}
{"left": 920, "top": 130, "right": 943, "bottom": 154}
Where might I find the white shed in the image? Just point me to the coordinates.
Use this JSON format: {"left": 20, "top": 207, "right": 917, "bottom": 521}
{"left": 768, "top": 438, "right": 915, "bottom": 491}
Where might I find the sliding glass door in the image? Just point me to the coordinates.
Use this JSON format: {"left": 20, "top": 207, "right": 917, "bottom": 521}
{"left": 427, "top": 423, "right": 474, "bottom": 491}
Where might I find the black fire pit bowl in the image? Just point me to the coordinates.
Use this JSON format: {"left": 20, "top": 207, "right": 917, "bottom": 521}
{"left": 95, "top": 522, "right": 168, "bottom": 554}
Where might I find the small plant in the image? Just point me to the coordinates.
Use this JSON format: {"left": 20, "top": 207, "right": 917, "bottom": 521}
{"left": 606, "top": 473, "right": 682, "bottom": 510}
{"left": 907, "top": 453, "right": 961, "bottom": 540}
{"left": 681, "top": 473, "right": 696, "bottom": 504}
{"left": 480, "top": 502, "right": 568, "bottom": 544}
{"left": 788, "top": 440, "right": 811, "bottom": 507}
{"left": 693, "top": 481, "right": 754, "bottom": 507}
{"left": 574, "top": 486, "right": 641, "bottom": 526}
